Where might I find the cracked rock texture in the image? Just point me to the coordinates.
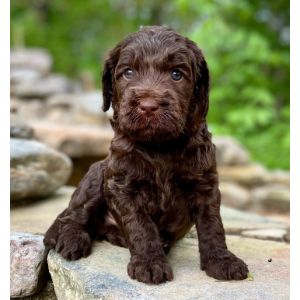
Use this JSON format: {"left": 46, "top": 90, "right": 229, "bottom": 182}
{"left": 10, "top": 232, "right": 49, "bottom": 298}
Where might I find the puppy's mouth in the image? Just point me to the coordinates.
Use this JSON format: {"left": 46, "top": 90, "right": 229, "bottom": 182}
{"left": 119, "top": 104, "right": 184, "bottom": 142}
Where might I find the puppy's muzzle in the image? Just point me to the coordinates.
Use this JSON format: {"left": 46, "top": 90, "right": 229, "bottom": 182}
{"left": 138, "top": 98, "right": 159, "bottom": 116}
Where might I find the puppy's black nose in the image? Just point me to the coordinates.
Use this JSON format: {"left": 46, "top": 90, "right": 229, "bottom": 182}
{"left": 139, "top": 99, "right": 159, "bottom": 113}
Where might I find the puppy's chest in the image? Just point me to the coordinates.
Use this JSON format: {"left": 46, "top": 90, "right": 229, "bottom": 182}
{"left": 137, "top": 163, "right": 197, "bottom": 213}
{"left": 108, "top": 151, "right": 203, "bottom": 213}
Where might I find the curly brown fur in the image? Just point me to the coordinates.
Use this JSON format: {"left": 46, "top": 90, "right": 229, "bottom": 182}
{"left": 44, "top": 26, "right": 248, "bottom": 284}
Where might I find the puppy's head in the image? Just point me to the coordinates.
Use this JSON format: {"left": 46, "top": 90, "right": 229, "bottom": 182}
{"left": 102, "top": 26, "right": 209, "bottom": 142}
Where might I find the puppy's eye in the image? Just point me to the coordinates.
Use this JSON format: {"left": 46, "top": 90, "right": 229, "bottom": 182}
{"left": 123, "top": 68, "right": 134, "bottom": 80}
{"left": 171, "top": 70, "right": 183, "bottom": 81}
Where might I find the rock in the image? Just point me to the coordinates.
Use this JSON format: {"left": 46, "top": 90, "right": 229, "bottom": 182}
{"left": 11, "top": 48, "right": 53, "bottom": 75}
{"left": 29, "top": 120, "right": 113, "bottom": 158}
{"left": 16, "top": 281, "right": 57, "bottom": 300}
{"left": 187, "top": 206, "right": 288, "bottom": 238}
{"left": 269, "top": 170, "right": 290, "bottom": 186}
{"left": 218, "top": 164, "right": 270, "bottom": 187}
{"left": 220, "top": 206, "right": 288, "bottom": 234}
{"left": 11, "top": 98, "right": 46, "bottom": 119}
{"left": 241, "top": 228, "right": 287, "bottom": 242}
{"left": 10, "top": 117, "right": 34, "bottom": 139}
{"left": 213, "top": 136, "right": 250, "bottom": 166}
{"left": 11, "top": 91, "right": 107, "bottom": 126}
{"left": 48, "top": 237, "right": 289, "bottom": 300}
{"left": 10, "top": 68, "right": 41, "bottom": 85}
{"left": 33, "top": 281, "right": 57, "bottom": 300}
{"left": 251, "top": 184, "right": 290, "bottom": 213}
{"left": 46, "top": 91, "right": 109, "bottom": 125}
{"left": 13, "top": 75, "right": 75, "bottom": 99}
{"left": 78, "top": 70, "right": 97, "bottom": 90}
{"left": 11, "top": 186, "right": 75, "bottom": 235}
{"left": 10, "top": 138, "right": 72, "bottom": 202}
{"left": 10, "top": 232, "right": 48, "bottom": 298}
{"left": 219, "top": 182, "right": 250, "bottom": 209}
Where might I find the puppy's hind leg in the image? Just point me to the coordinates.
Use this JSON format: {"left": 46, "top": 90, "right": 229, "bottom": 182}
{"left": 44, "top": 160, "right": 107, "bottom": 260}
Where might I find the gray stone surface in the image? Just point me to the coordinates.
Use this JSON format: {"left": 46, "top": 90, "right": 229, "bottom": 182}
{"left": 10, "top": 68, "right": 42, "bottom": 85}
{"left": 218, "top": 164, "right": 271, "bottom": 187}
{"left": 241, "top": 228, "right": 287, "bottom": 242}
{"left": 11, "top": 48, "right": 53, "bottom": 75}
{"left": 10, "top": 138, "right": 72, "bottom": 202}
{"left": 29, "top": 121, "right": 113, "bottom": 157}
{"left": 219, "top": 181, "right": 251, "bottom": 209}
{"left": 13, "top": 74, "right": 75, "bottom": 99}
{"left": 188, "top": 205, "right": 288, "bottom": 238}
{"left": 46, "top": 91, "right": 109, "bottom": 125}
{"left": 11, "top": 91, "right": 108, "bottom": 126}
{"left": 11, "top": 186, "right": 75, "bottom": 235}
{"left": 251, "top": 184, "right": 290, "bottom": 213}
{"left": 220, "top": 206, "right": 288, "bottom": 234}
{"left": 11, "top": 98, "right": 46, "bottom": 120}
{"left": 10, "top": 117, "right": 34, "bottom": 139}
{"left": 48, "top": 237, "right": 289, "bottom": 300}
{"left": 10, "top": 232, "right": 48, "bottom": 298}
{"left": 213, "top": 136, "right": 250, "bottom": 166}
{"left": 269, "top": 170, "right": 290, "bottom": 186}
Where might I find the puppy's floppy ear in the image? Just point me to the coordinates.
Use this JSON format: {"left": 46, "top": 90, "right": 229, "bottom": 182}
{"left": 187, "top": 40, "right": 210, "bottom": 120}
{"left": 194, "top": 54, "right": 210, "bottom": 119}
{"left": 101, "top": 44, "right": 122, "bottom": 112}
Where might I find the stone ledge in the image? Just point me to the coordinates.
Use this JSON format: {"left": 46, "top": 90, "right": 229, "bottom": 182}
{"left": 48, "top": 237, "right": 289, "bottom": 300}
{"left": 29, "top": 121, "right": 113, "bottom": 158}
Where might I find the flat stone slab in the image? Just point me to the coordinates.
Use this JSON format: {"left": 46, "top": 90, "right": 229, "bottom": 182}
{"left": 251, "top": 184, "right": 290, "bottom": 213}
{"left": 11, "top": 186, "right": 75, "bottom": 235}
{"left": 218, "top": 164, "right": 271, "bottom": 187}
{"left": 11, "top": 48, "right": 53, "bottom": 75}
{"left": 241, "top": 228, "right": 287, "bottom": 242}
{"left": 48, "top": 237, "right": 289, "bottom": 300}
{"left": 29, "top": 121, "right": 113, "bottom": 158}
{"left": 220, "top": 206, "right": 288, "bottom": 234}
{"left": 219, "top": 181, "right": 251, "bottom": 209}
{"left": 13, "top": 74, "right": 75, "bottom": 99}
{"left": 11, "top": 187, "right": 288, "bottom": 236}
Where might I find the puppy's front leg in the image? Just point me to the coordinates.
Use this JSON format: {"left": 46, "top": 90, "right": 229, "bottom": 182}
{"left": 44, "top": 161, "right": 106, "bottom": 260}
{"left": 194, "top": 184, "right": 249, "bottom": 280}
{"left": 107, "top": 188, "right": 173, "bottom": 284}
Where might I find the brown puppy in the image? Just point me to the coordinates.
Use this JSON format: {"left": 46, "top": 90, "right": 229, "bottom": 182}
{"left": 44, "top": 26, "right": 249, "bottom": 284}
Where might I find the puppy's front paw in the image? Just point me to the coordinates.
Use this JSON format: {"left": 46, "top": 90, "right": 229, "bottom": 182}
{"left": 127, "top": 255, "right": 173, "bottom": 284}
{"left": 201, "top": 250, "right": 249, "bottom": 280}
{"left": 55, "top": 228, "right": 92, "bottom": 261}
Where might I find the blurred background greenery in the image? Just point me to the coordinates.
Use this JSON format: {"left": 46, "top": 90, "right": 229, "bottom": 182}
{"left": 11, "top": 0, "right": 290, "bottom": 169}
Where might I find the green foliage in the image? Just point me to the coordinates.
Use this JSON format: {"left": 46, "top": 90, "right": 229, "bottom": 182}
{"left": 11, "top": 0, "right": 290, "bottom": 169}
{"left": 184, "top": 0, "right": 289, "bottom": 169}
